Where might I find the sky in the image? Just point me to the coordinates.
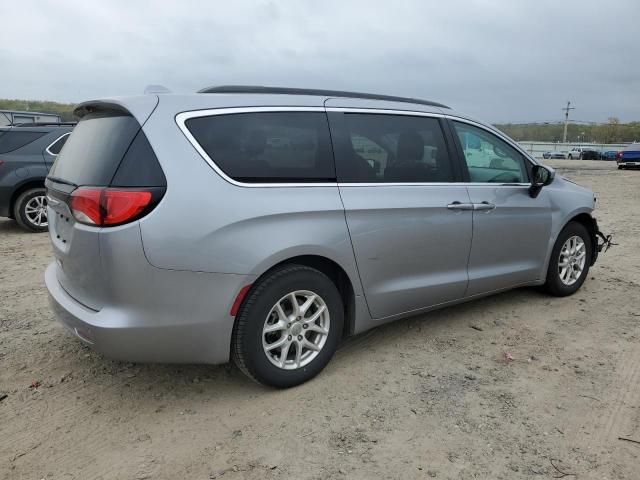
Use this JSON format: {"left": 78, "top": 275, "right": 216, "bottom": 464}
{"left": 1, "top": 0, "right": 639, "bottom": 123}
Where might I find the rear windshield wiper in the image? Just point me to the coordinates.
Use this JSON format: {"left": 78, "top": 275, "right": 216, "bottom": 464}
{"left": 46, "top": 176, "right": 78, "bottom": 188}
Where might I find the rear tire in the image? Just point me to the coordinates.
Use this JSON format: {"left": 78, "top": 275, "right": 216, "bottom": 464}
{"left": 13, "top": 188, "right": 48, "bottom": 233}
{"left": 543, "top": 222, "right": 592, "bottom": 296}
{"left": 231, "top": 264, "right": 344, "bottom": 388}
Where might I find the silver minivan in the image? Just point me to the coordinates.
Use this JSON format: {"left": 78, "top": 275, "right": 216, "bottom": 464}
{"left": 45, "top": 86, "right": 612, "bottom": 387}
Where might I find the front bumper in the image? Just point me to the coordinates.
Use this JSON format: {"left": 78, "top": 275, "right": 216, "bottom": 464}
{"left": 45, "top": 262, "right": 252, "bottom": 364}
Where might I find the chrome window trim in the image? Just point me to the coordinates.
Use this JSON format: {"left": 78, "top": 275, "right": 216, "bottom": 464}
{"left": 175, "top": 106, "right": 336, "bottom": 188}
{"left": 337, "top": 182, "right": 530, "bottom": 187}
{"left": 175, "top": 106, "right": 535, "bottom": 188}
{"left": 44, "top": 132, "right": 71, "bottom": 156}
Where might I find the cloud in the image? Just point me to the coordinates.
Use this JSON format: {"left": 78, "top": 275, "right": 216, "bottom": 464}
{"left": 1, "top": 0, "right": 638, "bottom": 122}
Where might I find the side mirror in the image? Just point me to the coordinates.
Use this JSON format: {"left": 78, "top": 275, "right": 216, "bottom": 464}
{"left": 529, "top": 164, "right": 554, "bottom": 198}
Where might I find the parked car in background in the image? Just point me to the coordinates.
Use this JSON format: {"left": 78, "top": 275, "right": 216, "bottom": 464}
{"left": 567, "top": 147, "right": 584, "bottom": 159}
{"left": 542, "top": 151, "right": 566, "bottom": 159}
{"left": 0, "top": 110, "right": 62, "bottom": 127}
{"left": 45, "top": 86, "right": 611, "bottom": 387}
{"left": 601, "top": 150, "right": 618, "bottom": 160}
{"left": 567, "top": 147, "right": 600, "bottom": 160}
{"left": 617, "top": 143, "right": 640, "bottom": 169}
{"left": 567, "top": 146, "right": 599, "bottom": 159}
{"left": 0, "top": 123, "right": 74, "bottom": 231}
{"left": 580, "top": 149, "right": 600, "bottom": 160}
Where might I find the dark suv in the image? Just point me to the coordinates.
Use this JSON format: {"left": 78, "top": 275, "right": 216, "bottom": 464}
{"left": 0, "top": 123, "right": 74, "bottom": 231}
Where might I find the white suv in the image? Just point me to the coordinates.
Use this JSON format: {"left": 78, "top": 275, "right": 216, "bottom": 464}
{"left": 567, "top": 147, "right": 588, "bottom": 159}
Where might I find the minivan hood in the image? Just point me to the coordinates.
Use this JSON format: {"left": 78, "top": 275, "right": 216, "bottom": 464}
{"left": 556, "top": 175, "right": 596, "bottom": 209}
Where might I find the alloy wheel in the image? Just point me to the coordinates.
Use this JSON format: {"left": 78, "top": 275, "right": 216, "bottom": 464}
{"left": 558, "top": 235, "right": 586, "bottom": 286}
{"left": 24, "top": 195, "right": 48, "bottom": 228}
{"left": 262, "top": 290, "right": 330, "bottom": 370}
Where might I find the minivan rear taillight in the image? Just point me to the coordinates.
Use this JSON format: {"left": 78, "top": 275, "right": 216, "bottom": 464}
{"left": 70, "top": 187, "right": 161, "bottom": 226}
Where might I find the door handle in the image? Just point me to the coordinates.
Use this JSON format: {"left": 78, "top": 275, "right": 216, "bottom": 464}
{"left": 473, "top": 202, "right": 496, "bottom": 211}
{"left": 447, "top": 201, "right": 474, "bottom": 211}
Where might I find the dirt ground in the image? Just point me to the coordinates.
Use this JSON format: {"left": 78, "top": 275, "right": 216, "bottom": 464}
{"left": 1, "top": 160, "right": 639, "bottom": 480}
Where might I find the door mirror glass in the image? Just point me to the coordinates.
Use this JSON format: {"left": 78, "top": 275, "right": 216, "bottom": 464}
{"left": 532, "top": 164, "right": 554, "bottom": 187}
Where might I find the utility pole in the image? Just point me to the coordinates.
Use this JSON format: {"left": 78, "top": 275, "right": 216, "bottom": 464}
{"left": 562, "top": 101, "right": 574, "bottom": 144}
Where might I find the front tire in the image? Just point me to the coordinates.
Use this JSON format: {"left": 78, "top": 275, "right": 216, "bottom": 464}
{"left": 14, "top": 188, "right": 48, "bottom": 233}
{"left": 543, "top": 222, "right": 592, "bottom": 296}
{"left": 231, "top": 264, "right": 344, "bottom": 388}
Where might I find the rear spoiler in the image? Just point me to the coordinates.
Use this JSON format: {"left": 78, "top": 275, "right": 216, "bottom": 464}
{"left": 73, "top": 96, "right": 159, "bottom": 125}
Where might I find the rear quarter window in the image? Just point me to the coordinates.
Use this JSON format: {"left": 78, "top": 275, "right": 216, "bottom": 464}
{"left": 184, "top": 112, "right": 336, "bottom": 183}
{"left": 46, "top": 133, "right": 71, "bottom": 155}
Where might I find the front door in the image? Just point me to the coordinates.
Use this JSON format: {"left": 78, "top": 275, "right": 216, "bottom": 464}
{"left": 328, "top": 110, "right": 473, "bottom": 319}
{"left": 450, "top": 120, "right": 552, "bottom": 296}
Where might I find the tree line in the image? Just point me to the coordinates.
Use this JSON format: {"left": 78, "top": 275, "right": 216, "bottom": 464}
{"left": 0, "top": 99, "right": 76, "bottom": 121}
{"left": 1, "top": 98, "right": 639, "bottom": 144}
{"left": 495, "top": 118, "right": 640, "bottom": 144}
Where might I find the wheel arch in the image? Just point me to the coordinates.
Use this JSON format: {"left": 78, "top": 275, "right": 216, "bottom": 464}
{"left": 565, "top": 212, "right": 598, "bottom": 266}
{"left": 9, "top": 178, "right": 46, "bottom": 218}
{"left": 245, "top": 254, "right": 357, "bottom": 339}
{"left": 541, "top": 208, "right": 597, "bottom": 281}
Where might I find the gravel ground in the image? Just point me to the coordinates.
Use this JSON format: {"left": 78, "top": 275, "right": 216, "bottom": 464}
{"left": 1, "top": 160, "right": 639, "bottom": 479}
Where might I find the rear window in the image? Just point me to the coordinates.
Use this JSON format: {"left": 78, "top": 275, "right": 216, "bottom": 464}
{"left": 185, "top": 112, "right": 336, "bottom": 183}
{"left": 46, "top": 133, "right": 71, "bottom": 155}
{"left": 0, "top": 131, "right": 46, "bottom": 153}
{"left": 49, "top": 112, "right": 139, "bottom": 186}
{"left": 48, "top": 110, "right": 165, "bottom": 187}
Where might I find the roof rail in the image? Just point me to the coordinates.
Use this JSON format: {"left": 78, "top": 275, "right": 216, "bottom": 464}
{"left": 11, "top": 122, "right": 77, "bottom": 127}
{"left": 198, "top": 85, "right": 449, "bottom": 109}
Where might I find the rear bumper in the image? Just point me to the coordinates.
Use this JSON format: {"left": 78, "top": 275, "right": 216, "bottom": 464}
{"left": 45, "top": 262, "right": 253, "bottom": 364}
{"left": 0, "top": 185, "right": 12, "bottom": 217}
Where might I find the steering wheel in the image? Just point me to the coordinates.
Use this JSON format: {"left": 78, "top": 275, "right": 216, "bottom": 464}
{"left": 492, "top": 145, "right": 509, "bottom": 158}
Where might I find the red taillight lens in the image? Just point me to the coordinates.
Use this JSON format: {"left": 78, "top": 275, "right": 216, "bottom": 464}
{"left": 616, "top": 151, "right": 623, "bottom": 159}
{"left": 102, "top": 190, "right": 152, "bottom": 225}
{"left": 70, "top": 187, "right": 154, "bottom": 226}
{"left": 70, "top": 188, "right": 102, "bottom": 225}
